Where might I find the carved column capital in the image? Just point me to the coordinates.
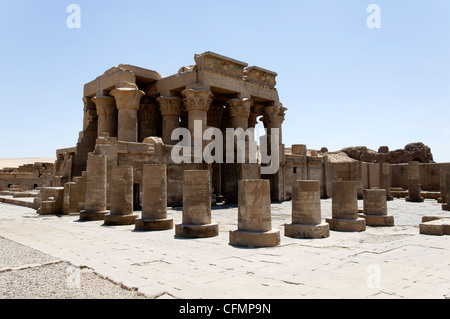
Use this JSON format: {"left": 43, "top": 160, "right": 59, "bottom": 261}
{"left": 157, "top": 96, "right": 182, "bottom": 117}
{"left": 110, "top": 83, "right": 145, "bottom": 111}
{"left": 182, "top": 89, "right": 214, "bottom": 112}
{"left": 263, "top": 105, "right": 287, "bottom": 126}
{"left": 92, "top": 95, "right": 117, "bottom": 116}
{"left": 227, "top": 98, "right": 253, "bottom": 119}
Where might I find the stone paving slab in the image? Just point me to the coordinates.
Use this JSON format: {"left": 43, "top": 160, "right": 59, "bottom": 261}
{"left": 0, "top": 198, "right": 449, "bottom": 299}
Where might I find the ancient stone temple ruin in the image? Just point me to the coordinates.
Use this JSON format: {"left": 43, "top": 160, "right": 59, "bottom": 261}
{"left": 1, "top": 52, "right": 449, "bottom": 234}
{"left": 52, "top": 51, "right": 289, "bottom": 208}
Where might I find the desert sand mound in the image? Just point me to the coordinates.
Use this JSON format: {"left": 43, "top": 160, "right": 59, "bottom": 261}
{"left": 0, "top": 158, "right": 56, "bottom": 170}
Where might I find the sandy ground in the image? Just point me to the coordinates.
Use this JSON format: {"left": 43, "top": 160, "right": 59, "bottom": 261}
{"left": 0, "top": 158, "right": 56, "bottom": 170}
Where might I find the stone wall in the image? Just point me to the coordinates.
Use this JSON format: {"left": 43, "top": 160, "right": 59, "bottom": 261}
{"left": 391, "top": 163, "right": 448, "bottom": 191}
{"left": 0, "top": 162, "right": 54, "bottom": 190}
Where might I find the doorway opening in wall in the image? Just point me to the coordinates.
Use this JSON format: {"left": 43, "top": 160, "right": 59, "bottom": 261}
{"left": 7, "top": 184, "right": 12, "bottom": 188}
{"left": 293, "top": 167, "right": 297, "bottom": 174}
{"left": 133, "top": 183, "right": 141, "bottom": 211}
{"left": 33, "top": 184, "right": 38, "bottom": 189}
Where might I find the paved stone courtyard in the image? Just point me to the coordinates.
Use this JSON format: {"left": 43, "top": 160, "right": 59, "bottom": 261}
{"left": 0, "top": 198, "right": 449, "bottom": 299}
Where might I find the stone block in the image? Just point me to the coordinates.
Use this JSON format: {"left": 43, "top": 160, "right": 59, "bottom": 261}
{"left": 326, "top": 217, "right": 366, "bottom": 232}
{"left": 135, "top": 164, "right": 173, "bottom": 231}
{"left": 284, "top": 223, "right": 330, "bottom": 239}
{"left": 104, "top": 166, "right": 137, "bottom": 226}
{"left": 327, "top": 181, "right": 366, "bottom": 232}
{"left": 229, "top": 179, "right": 280, "bottom": 247}
{"left": 285, "top": 180, "right": 329, "bottom": 239}
{"left": 229, "top": 230, "right": 280, "bottom": 248}
{"left": 175, "top": 170, "right": 218, "bottom": 238}
{"left": 360, "top": 214, "right": 395, "bottom": 227}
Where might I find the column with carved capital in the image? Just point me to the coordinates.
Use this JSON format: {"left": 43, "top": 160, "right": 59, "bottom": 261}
{"left": 157, "top": 96, "right": 182, "bottom": 145}
{"left": 228, "top": 98, "right": 252, "bottom": 130}
{"left": 182, "top": 89, "right": 214, "bottom": 134}
{"left": 228, "top": 98, "right": 259, "bottom": 181}
{"left": 110, "top": 83, "right": 145, "bottom": 142}
{"left": 262, "top": 105, "right": 286, "bottom": 144}
{"left": 93, "top": 95, "right": 117, "bottom": 138}
{"left": 139, "top": 101, "right": 159, "bottom": 142}
{"left": 262, "top": 105, "right": 287, "bottom": 202}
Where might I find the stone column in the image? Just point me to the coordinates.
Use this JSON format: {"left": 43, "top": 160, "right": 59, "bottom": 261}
{"left": 182, "top": 89, "right": 214, "bottom": 135}
{"left": 80, "top": 154, "right": 108, "bottom": 221}
{"left": 229, "top": 179, "right": 280, "bottom": 247}
{"left": 291, "top": 144, "right": 307, "bottom": 156}
{"left": 138, "top": 102, "right": 159, "bottom": 142}
{"left": 351, "top": 162, "right": 364, "bottom": 199}
{"left": 175, "top": 170, "right": 218, "bottom": 238}
{"left": 207, "top": 104, "right": 224, "bottom": 128}
{"left": 261, "top": 105, "right": 286, "bottom": 202}
{"left": 285, "top": 180, "right": 330, "bottom": 238}
{"left": 227, "top": 98, "right": 258, "bottom": 180}
{"left": 438, "top": 166, "right": 448, "bottom": 204}
{"left": 443, "top": 167, "right": 450, "bottom": 211}
{"left": 157, "top": 96, "right": 182, "bottom": 145}
{"left": 73, "top": 173, "right": 87, "bottom": 212}
{"left": 92, "top": 95, "right": 117, "bottom": 138}
{"left": 110, "top": 83, "right": 145, "bottom": 142}
{"left": 326, "top": 181, "right": 366, "bottom": 232}
{"left": 228, "top": 98, "right": 252, "bottom": 130}
{"left": 379, "top": 163, "right": 393, "bottom": 201}
{"left": 104, "top": 166, "right": 137, "bottom": 225}
{"left": 406, "top": 161, "right": 424, "bottom": 202}
{"left": 262, "top": 105, "right": 286, "bottom": 145}
{"left": 83, "top": 96, "right": 98, "bottom": 132}
{"left": 206, "top": 104, "right": 224, "bottom": 203}
{"left": 135, "top": 164, "right": 173, "bottom": 231}
{"left": 63, "top": 182, "right": 80, "bottom": 215}
{"left": 361, "top": 189, "right": 394, "bottom": 226}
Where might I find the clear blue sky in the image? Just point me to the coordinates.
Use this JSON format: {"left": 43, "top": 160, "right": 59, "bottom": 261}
{"left": 0, "top": 0, "right": 449, "bottom": 162}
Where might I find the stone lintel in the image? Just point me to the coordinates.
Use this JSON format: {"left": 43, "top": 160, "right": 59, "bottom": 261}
{"left": 244, "top": 66, "right": 277, "bottom": 87}
{"left": 195, "top": 51, "right": 248, "bottom": 79}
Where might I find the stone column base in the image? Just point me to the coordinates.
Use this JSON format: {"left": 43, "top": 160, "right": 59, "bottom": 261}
{"left": 175, "top": 223, "right": 219, "bottom": 238}
{"left": 104, "top": 214, "right": 138, "bottom": 226}
{"left": 420, "top": 219, "right": 450, "bottom": 236}
{"left": 135, "top": 218, "right": 173, "bottom": 231}
{"left": 229, "top": 230, "right": 280, "bottom": 248}
{"left": 79, "top": 211, "right": 108, "bottom": 221}
{"left": 284, "top": 223, "right": 330, "bottom": 239}
{"left": 326, "top": 217, "right": 366, "bottom": 232}
{"left": 360, "top": 214, "right": 394, "bottom": 227}
{"left": 405, "top": 196, "right": 424, "bottom": 203}
{"left": 443, "top": 204, "right": 450, "bottom": 211}
{"left": 437, "top": 198, "right": 444, "bottom": 203}
{"left": 387, "top": 196, "right": 394, "bottom": 201}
